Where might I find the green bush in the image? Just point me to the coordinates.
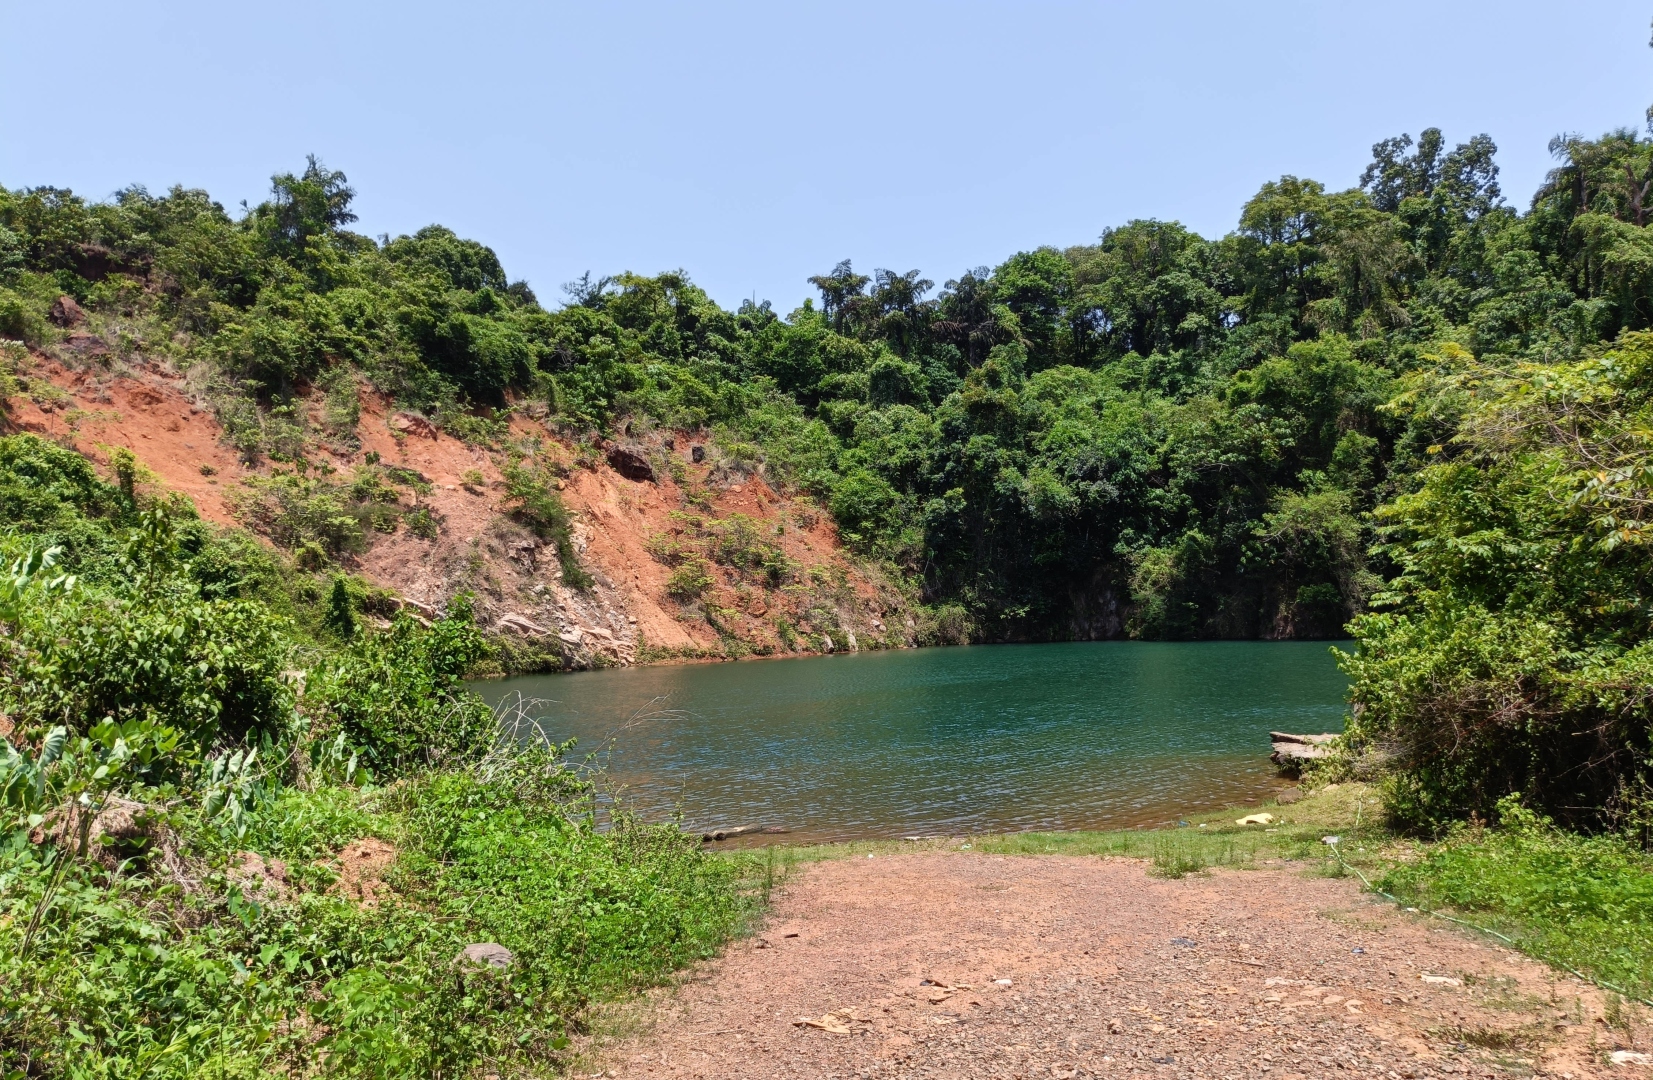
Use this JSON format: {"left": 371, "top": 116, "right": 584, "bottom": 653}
{"left": 500, "top": 460, "right": 592, "bottom": 587}
{"left": 306, "top": 600, "right": 494, "bottom": 777}
{"left": 1381, "top": 798, "right": 1653, "bottom": 998}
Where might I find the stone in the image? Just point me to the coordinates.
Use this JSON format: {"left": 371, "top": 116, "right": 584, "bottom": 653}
{"left": 455, "top": 942, "right": 513, "bottom": 971}
{"left": 1276, "top": 787, "right": 1302, "bottom": 804}
{"left": 389, "top": 412, "right": 438, "bottom": 439}
{"left": 65, "top": 332, "right": 110, "bottom": 357}
{"left": 49, "top": 295, "right": 86, "bottom": 327}
{"left": 605, "top": 444, "right": 655, "bottom": 482}
{"left": 398, "top": 597, "right": 439, "bottom": 620}
{"left": 497, "top": 613, "right": 551, "bottom": 637}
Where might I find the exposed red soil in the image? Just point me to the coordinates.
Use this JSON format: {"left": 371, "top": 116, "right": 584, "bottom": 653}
{"left": 606, "top": 853, "right": 1640, "bottom": 1079}
{"left": 2, "top": 355, "right": 904, "bottom": 667}
{"left": 5, "top": 358, "right": 248, "bottom": 525}
{"left": 329, "top": 836, "right": 396, "bottom": 907}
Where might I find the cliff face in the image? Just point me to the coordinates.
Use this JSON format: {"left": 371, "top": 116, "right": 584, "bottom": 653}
{"left": 4, "top": 352, "right": 914, "bottom": 670}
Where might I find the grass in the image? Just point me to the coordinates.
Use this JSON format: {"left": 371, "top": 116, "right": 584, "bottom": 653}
{"left": 0, "top": 754, "right": 758, "bottom": 1080}
{"left": 1378, "top": 800, "right": 1653, "bottom": 1002}
{"left": 736, "top": 781, "right": 1384, "bottom": 874}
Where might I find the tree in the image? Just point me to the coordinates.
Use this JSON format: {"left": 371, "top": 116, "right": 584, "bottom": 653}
{"left": 254, "top": 155, "right": 358, "bottom": 259}
{"left": 808, "top": 260, "right": 870, "bottom": 334}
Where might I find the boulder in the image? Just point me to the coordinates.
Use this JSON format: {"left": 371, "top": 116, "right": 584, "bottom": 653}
{"left": 497, "top": 613, "right": 551, "bottom": 637}
{"left": 605, "top": 444, "right": 655, "bottom": 482}
{"left": 455, "top": 942, "right": 513, "bottom": 971}
{"left": 389, "top": 412, "right": 438, "bottom": 439}
{"left": 49, "top": 295, "right": 86, "bottom": 327}
{"left": 397, "top": 597, "right": 439, "bottom": 621}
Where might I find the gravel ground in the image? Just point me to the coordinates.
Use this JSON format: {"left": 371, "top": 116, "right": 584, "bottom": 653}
{"left": 602, "top": 851, "right": 1646, "bottom": 1079}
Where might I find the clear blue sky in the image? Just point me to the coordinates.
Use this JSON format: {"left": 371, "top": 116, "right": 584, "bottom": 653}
{"left": 2, "top": 1, "right": 1649, "bottom": 311}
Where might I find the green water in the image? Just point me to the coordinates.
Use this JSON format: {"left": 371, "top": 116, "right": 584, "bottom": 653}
{"left": 477, "top": 640, "right": 1350, "bottom": 842}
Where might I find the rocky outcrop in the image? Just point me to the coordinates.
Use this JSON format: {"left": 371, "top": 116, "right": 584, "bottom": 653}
{"left": 389, "top": 412, "right": 438, "bottom": 439}
{"left": 1270, "top": 731, "right": 1338, "bottom": 770}
{"left": 48, "top": 295, "right": 86, "bottom": 327}
{"left": 604, "top": 444, "right": 655, "bottom": 482}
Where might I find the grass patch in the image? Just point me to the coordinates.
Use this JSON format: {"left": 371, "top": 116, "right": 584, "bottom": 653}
{"left": 1378, "top": 798, "right": 1653, "bottom": 1002}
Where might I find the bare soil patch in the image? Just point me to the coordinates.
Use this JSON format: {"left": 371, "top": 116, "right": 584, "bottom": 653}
{"left": 606, "top": 852, "right": 1644, "bottom": 1079}
{"left": 330, "top": 836, "right": 395, "bottom": 907}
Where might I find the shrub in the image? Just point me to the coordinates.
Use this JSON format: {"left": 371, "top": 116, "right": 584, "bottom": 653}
{"left": 1380, "top": 797, "right": 1653, "bottom": 998}
{"left": 230, "top": 472, "right": 367, "bottom": 557}
{"left": 306, "top": 600, "right": 494, "bottom": 776}
{"left": 666, "top": 558, "right": 715, "bottom": 602}
{"left": 500, "top": 460, "right": 592, "bottom": 587}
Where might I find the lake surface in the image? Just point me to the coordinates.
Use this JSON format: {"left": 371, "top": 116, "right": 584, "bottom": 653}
{"left": 476, "top": 640, "right": 1350, "bottom": 843}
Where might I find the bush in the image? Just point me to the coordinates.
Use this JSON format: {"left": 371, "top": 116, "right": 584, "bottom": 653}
{"left": 306, "top": 600, "right": 494, "bottom": 776}
{"left": 666, "top": 558, "right": 715, "bottom": 602}
{"left": 500, "top": 460, "right": 592, "bottom": 587}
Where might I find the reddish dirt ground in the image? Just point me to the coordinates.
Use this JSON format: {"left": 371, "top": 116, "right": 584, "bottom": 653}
{"left": 3, "top": 356, "right": 902, "bottom": 664}
{"left": 605, "top": 853, "right": 1644, "bottom": 1080}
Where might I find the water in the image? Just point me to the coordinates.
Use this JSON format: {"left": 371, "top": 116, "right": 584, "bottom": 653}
{"left": 476, "top": 640, "right": 1350, "bottom": 843}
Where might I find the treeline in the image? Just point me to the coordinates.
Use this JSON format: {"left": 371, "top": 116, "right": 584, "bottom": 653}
{"left": 6, "top": 131, "right": 1650, "bottom": 643}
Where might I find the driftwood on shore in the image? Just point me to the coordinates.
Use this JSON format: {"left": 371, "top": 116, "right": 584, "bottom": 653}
{"left": 701, "top": 825, "right": 790, "bottom": 842}
{"left": 1270, "top": 731, "right": 1338, "bottom": 769}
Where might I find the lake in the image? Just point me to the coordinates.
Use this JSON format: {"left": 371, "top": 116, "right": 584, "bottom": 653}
{"left": 476, "top": 640, "right": 1350, "bottom": 843}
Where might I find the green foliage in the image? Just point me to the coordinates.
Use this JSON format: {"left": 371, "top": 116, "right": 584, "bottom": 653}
{"left": 0, "top": 442, "right": 749, "bottom": 1078}
{"left": 665, "top": 558, "right": 716, "bottom": 602}
{"left": 1381, "top": 797, "right": 1653, "bottom": 998}
{"left": 1343, "top": 333, "right": 1653, "bottom": 832}
{"left": 305, "top": 603, "right": 492, "bottom": 778}
{"left": 0, "top": 737, "right": 749, "bottom": 1080}
{"left": 499, "top": 459, "right": 592, "bottom": 587}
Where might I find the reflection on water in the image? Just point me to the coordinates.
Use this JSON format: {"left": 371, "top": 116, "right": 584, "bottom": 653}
{"left": 475, "top": 640, "right": 1350, "bottom": 843}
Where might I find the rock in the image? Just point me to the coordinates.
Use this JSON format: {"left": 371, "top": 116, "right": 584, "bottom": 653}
{"left": 691, "top": 444, "right": 705, "bottom": 463}
{"left": 389, "top": 412, "right": 438, "bottom": 439}
{"left": 747, "top": 598, "right": 768, "bottom": 617}
{"left": 229, "top": 851, "right": 290, "bottom": 900}
{"left": 1612, "top": 1050, "right": 1652, "bottom": 1066}
{"left": 703, "top": 825, "right": 759, "bottom": 842}
{"left": 48, "top": 295, "right": 86, "bottom": 327}
{"left": 605, "top": 444, "right": 655, "bottom": 482}
{"left": 398, "top": 597, "right": 438, "bottom": 621}
{"left": 455, "top": 942, "right": 513, "bottom": 971}
{"left": 1270, "top": 731, "right": 1337, "bottom": 768}
{"left": 65, "top": 331, "right": 110, "bottom": 357}
{"left": 44, "top": 796, "right": 154, "bottom": 868}
{"left": 497, "top": 613, "right": 551, "bottom": 637}
{"left": 663, "top": 436, "right": 675, "bottom": 450}
{"left": 1276, "top": 787, "right": 1302, "bottom": 804}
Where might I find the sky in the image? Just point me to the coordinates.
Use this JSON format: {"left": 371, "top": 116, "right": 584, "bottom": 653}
{"left": 2, "top": 1, "right": 1650, "bottom": 312}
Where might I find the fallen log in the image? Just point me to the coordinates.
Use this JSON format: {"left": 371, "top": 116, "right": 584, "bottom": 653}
{"left": 1269, "top": 731, "right": 1338, "bottom": 769}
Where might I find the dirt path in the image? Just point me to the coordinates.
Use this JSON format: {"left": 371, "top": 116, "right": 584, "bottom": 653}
{"left": 605, "top": 852, "right": 1644, "bottom": 1079}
